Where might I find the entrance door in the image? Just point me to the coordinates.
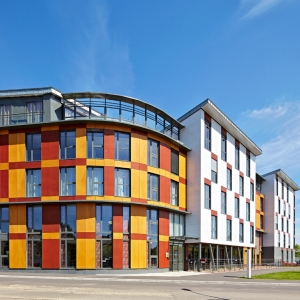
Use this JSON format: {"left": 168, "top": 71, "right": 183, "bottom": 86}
{"left": 0, "top": 240, "right": 9, "bottom": 268}
{"left": 188, "top": 246, "right": 199, "bottom": 271}
{"left": 169, "top": 242, "right": 184, "bottom": 271}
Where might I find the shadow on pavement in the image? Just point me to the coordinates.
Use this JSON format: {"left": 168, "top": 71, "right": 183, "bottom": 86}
{"left": 182, "top": 288, "right": 230, "bottom": 300}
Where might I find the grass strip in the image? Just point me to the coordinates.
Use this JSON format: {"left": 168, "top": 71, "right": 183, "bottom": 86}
{"left": 252, "top": 271, "right": 300, "bottom": 280}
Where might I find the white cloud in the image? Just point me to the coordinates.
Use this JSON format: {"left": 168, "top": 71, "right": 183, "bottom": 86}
{"left": 247, "top": 103, "right": 289, "bottom": 119}
{"left": 239, "top": 0, "right": 283, "bottom": 20}
{"left": 62, "top": 2, "right": 135, "bottom": 95}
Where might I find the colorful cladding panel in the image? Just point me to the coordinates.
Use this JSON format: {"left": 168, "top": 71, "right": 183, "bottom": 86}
{"left": 0, "top": 124, "right": 187, "bottom": 211}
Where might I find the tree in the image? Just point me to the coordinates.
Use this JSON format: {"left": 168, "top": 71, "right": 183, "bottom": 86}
{"left": 295, "top": 244, "right": 300, "bottom": 258}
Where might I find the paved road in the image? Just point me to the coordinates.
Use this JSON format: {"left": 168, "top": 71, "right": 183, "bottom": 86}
{"left": 0, "top": 268, "right": 299, "bottom": 300}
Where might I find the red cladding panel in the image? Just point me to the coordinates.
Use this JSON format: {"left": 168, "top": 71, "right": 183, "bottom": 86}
{"left": 113, "top": 239, "right": 123, "bottom": 269}
{"left": 159, "top": 210, "right": 169, "bottom": 236}
{"left": 160, "top": 143, "right": 170, "bottom": 172}
{"left": 104, "top": 129, "right": 114, "bottom": 159}
{"left": 42, "top": 167, "right": 59, "bottom": 197}
{"left": 0, "top": 170, "right": 8, "bottom": 198}
{"left": 41, "top": 131, "right": 59, "bottom": 160}
{"left": 0, "top": 135, "right": 8, "bottom": 163}
{"left": 42, "top": 204, "right": 60, "bottom": 232}
{"left": 42, "top": 239, "right": 60, "bottom": 269}
{"left": 113, "top": 205, "right": 123, "bottom": 233}
{"left": 104, "top": 166, "right": 114, "bottom": 196}
{"left": 159, "top": 241, "right": 169, "bottom": 268}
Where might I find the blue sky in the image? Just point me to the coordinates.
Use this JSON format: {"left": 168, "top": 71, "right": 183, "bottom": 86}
{"left": 1, "top": 0, "right": 300, "bottom": 243}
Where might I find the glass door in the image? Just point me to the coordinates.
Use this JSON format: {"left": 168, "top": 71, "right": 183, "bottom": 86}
{"left": 0, "top": 240, "right": 9, "bottom": 268}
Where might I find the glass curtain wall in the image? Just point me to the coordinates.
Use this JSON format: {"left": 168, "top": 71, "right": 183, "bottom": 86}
{"left": 96, "top": 205, "right": 112, "bottom": 268}
{"left": 27, "top": 102, "right": 43, "bottom": 123}
{"left": 0, "top": 104, "right": 12, "bottom": 126}
{"left": 60, "top": 205, "right": 76, "bottom": 268}
{"left": 27, "top": 206, "right": 42, "bottom": 268}
{"left": 123, "top": 206, "right": 130, "bottom": 268}
{"left": 147, "top": 209, "right": 158, "bottom": 268}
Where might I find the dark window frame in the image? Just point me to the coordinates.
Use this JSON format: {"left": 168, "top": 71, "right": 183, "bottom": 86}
{"left": 148, "top": 139, "right": 159, "bottom": 168}
{"left": 26, "top": 133, "right": 41, "bottom": 162}
{"left": 26, "top": 169, "right": 41, "bottom": 197}
{"left": 205, "top": 119, "right": 211, "bottom": 151}
{"left": 114, "top": 131, "right": 131, "bottom": 161}
{"left": 87, "top": 166, "right": 104, "bottom": 196}
{"left": 171, "top": 148, "right": 179, "bottom": 175}
{"left": 60, "top": 130, "right": 76, "bottom": 160}
{"left": 147, "top": 173, "right": 159, "bottom": 201}
{"left": 87, "top": 130, "right": 104, "bottom": 159}
{"left": 204, "top": 184, "right": 211, "bottom": 209}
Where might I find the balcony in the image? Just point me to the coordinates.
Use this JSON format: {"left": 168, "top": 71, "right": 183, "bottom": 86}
{"left": 0, "top": 112, "right": 44, "bottom": 126}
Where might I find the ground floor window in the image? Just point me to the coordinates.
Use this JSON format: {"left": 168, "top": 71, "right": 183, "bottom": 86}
{"left": 61, "top": 240, "right": 76, "bottom": 268}
{"left": 0, "top": 240, "right": 9, "bottom": 268}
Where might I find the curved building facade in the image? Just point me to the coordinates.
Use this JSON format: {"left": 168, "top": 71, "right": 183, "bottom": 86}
{"left": 0, "top": 88, "right": 188, "bottom": 271}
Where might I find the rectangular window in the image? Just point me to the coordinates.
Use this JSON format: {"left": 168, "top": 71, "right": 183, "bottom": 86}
{"left": 60, "top": 131, "right": 76, "bottom": 159}
{"left": 27, "top": 206, "right": 42, "bottom": 233}
{"left": 221, "top": 192, "right": 226, "bottom": 214}
{"left": 246, "top": 202, "right": 250, "bottom": 221}
{"left": 148, "top": 173, "right": 159, "bottom": 201}
{"left": 278, "top": 232, "right": 280, "bottom": 247}
{"left": 260, "top": 197, "right": 263, "bottom": 212}
{"left": 227, "top": 168, "right": 232, "bottom": 190}
{"left": 27, "top": 101, "right": 43, "bottom": 123}
{"left": 147, "top": 209, "right": 158, "bottom": 268}
{"left": 211, "top": 158, "right": 217, "bottom": 183}
{"left": 226, "top": 219, "right": 232, "bottom": 241}
{"left": 284, "top": 203, "right": 286, "bottom": 217}
{"left": 235, "top": 144, "right": 239, "bottom": 170}
{"left": 250, "top": 183, "right": 254, "bottom": 201}
{"left": 221, "top": 133, "right": 226, "bottom": 161}
{"left": 26, "top": 133, "right": 41, "bottom": 161}
{"left": 0, "top": 207, "right": 9, "bottom": 233}
{"left": 260, "top": 215, "right": 263, "bottom": 229}
{"left": 0, "top": 104, "right": 12, "bottom": 126}
{"left": 114, "top": 168, "right": 130, "bottom": 197}
{"left": 170, "top": 213, "right": 185, "bottom": 236}
{"left": 148, "top": 139, "right": 159, "bottom": 168}
{"left": 276, "top": 178, "right": 278, "bottom": 196}
{"left": 235, "top": 197, "right": 239, "bottom": 218}
{"left": 60, "top": 167, "right": 76, "bottom": 196}
{"left": 282, "top": 182, "right": 284, "bottom": 199}
{"left": 278, "top": 199, "right": 281, "bottom": 214}
{"left": 250, "top": 225, "right": 254, "bottom": 244}
{"left": 204, "top": 184, "right": 211, "bottom": 209}
{"left": 276, "top": 215, "right": 278, "bottom": 230}
{"left": 115, "top": 132, "right": 130, "bottom": 161}
{"left": 287, "top": 219, "right": 289, "bottom": 233}
{"left": 171, "top": 148, "right": 179, "bottom": 175}
{"left": 60, "top": 205, "right": 76, "bottom": 268}
{"left": 170, "top": 180, "right": 179, "bottom": 206}
{"left": 246, "top": 153, "right": 250, "bottom": 177}
{"left": 87, "top": 130, "right": 104, "bottom": 159}
{"left": 239, "top": 223, "right": 244, "bottom": 242}
{"left": 96, "top": 205, "right": 113, "bottom": 269}
{"left": 211, "top": 216, "right": 217, "bottom": 239}
{"left": 205, "top": 119, "right": 211, "bottom": 151}
{"left": 26, "top": 169, "right": 41, "bottom": 197}
{"left": 87, "top": 167, "right": 104, "bottom": 196}
{"left": 283, "top": 235, "right": 286, "bottom": 248}
{"left": 239, "top": 176, "right": 244, "bottom": 196}
{"left": 287, "top": 187, "right": 289, "bottom": 202}
{"left": 281, "top": 219, "right": 284, "bottom": 231}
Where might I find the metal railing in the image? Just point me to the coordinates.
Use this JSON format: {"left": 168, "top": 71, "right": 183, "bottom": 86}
{"left": 188, "top": 259, "right": 285, "bottom": 273}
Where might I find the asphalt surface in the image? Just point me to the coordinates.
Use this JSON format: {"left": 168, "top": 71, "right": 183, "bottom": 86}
{"left": 0, "top": 267, "right": 299, "bottom": 299}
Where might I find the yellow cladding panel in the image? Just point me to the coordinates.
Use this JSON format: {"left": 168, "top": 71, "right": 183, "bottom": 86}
{"left": 170, "top": 173, "right": 179, "bottom": 181}
{"left": 113, "top": 233, "right": 123, "bottom": 239}
{"left": 0, "top": 130, "right": 9, "bottom": 135}
{"left": 0, "top": 163, "right": 8, "bottom": 170}
{"left": 139, "top": 170, "right": 147, "bottom": 200}
{"left": 104, "top": 159, "right": 115, "bottom": 167}
{"left": 76, "top": 166, "right": 86, "bottom": 196}
{"left": 41, "top": 160, "right": 59, "bottom": 168}
{"left": 77, "top": 203, "right": 96, "bottom": 233}
{"left": 148, "top": 166, "right": 159, "bottom": 176}
{"left": 130, "top": 240, "right": 146, "bottom": 269}
{"left": 9, "top": 239, "right": 26, "bottom": 269}
{"left": 131, "top": 133, "right": 140, "bottom": 163}
{"left": 131, "top": 205, "right": 146, "bottom": 234}
{"left": 87, "top": 159, "right": 105, "bottom": 167}
{"left": 139, "top": 135, "right": 147, "bottom": 165}
{"left": 114, "top": 161, "right": 131, "bottom": 169}
{"left": 159, "top": 235, "right": 169, "bottom": 242}
{"left": 9, "top": 205, "right": 26, "bottom": 234}
{"left": 42, "top": 232, "right": 60, "bottom": 239}
{"left": 256, "top": 213, "right": 260, "bottom": 229}
{"left": 9, "top": 133, "right": 25, "bottom": 162}
{"left": 179, "top": 183, "right": 186, "bottom": 209}
{"left": 179, "top": 153, "right": 186, "bottom": 179}
{"left": 255, "top": 194, "right": 260, "bottom": 211}
{"left": 41, "top": 125, "right": 59, "bottom": 131}
{"left": 9, "top": 169, "right": 25, "bottom": 198}
{"left": 41, "top": 196, "right": 59, "bottom": 201}
{"left": 76, "top": 128, "right": 86, "bottom": 158}
{"left": 0, "top": 198, "right": 9, "bottom": 203}
{"left": 77, "top": 239, "right": 96, "bottom": 269}
{"left": 131, "top": 169, "right": 140, "bottom": 198}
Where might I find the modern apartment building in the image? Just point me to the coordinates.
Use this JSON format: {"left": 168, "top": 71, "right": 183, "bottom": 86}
{"left": 0, "top": 87, "right": 298, "bottom": 272}
{"left": 178, "top": 99, "right": 262, "bottom": 270}
{"left": 259, "top": 169, "right": 299, "bottom": 263}
{"left": 0, "top": 87, "right": 188, "bottom": 271}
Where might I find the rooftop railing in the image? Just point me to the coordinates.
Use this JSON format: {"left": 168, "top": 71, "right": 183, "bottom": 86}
{"left": 0, "top": 112, "right": 44, "bottom": 126}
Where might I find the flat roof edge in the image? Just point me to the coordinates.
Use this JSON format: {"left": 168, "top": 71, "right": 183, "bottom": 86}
{"left": 0, "top": 87, "right": 62, "bottom": 98}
